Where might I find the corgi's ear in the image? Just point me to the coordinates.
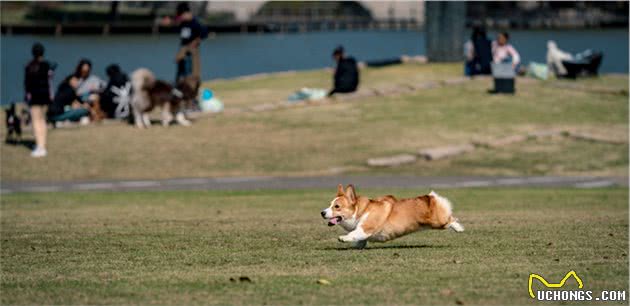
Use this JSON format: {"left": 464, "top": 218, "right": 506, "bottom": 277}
{"left": 345, "top": 184, "right": 357, "bottom": 202}
{"left": 337, "top": 184, "right": 344, "bottom": 196}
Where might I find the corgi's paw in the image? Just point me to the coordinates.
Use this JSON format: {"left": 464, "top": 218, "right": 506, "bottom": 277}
{"left": 338, "top": 235, "right": 351, "bottom": 243}
{"left": 176, "top": 113, "right": 192, "bottom": 126}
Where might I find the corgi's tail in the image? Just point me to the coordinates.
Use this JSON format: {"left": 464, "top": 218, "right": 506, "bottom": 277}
{"left": 429, "top": 190, "right": 464, "bottom": 233}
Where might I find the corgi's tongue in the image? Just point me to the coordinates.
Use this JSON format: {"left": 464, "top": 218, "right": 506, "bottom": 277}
{"left": 328, "top": 217, "right": 341, "bottom": 226}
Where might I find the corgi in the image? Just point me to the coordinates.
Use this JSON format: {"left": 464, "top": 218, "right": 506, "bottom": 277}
{"left": 321, "top": 184, "right": 464, "bottom": 249}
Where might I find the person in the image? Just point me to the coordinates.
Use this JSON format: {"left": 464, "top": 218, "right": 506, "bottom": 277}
{"left": 73, "top": 59, "right": 106, "bottom": 121}
{"left": 492, "top": 32, "right": 521, "bottom": 71}
{"left": 24, "top": 42, "right": 54, "bottom": 158}
{"left": 328, "top": 46, "right": 359, "bottom": 96}
{"left": 464, "top": 26, "right": 492, "bottom": 76}
{"left": 174, "top": 2, "right": 207, "bottom": 84}
{"left": 546, "top": 40, "right": 573, "bottom": 77}
{"left": 47, "top": 75, "right": 90, "bottom": 126}
{"left": 99, "top": 64, "right": 131, "bottom": 119}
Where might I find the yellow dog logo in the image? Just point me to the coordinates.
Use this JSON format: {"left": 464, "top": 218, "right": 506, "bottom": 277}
{"left": 528, "top": 271, "right": 584, "bottom": 298}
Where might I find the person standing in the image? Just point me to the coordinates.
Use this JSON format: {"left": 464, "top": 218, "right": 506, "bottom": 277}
{"left": 174, "top": 2, "right": 207, "bottom": 84}
{"left": 492, "top": 32, "right": 521, "bottom": 71}
{"left": 24, "top": 42, "right": 54, "bottom": 158}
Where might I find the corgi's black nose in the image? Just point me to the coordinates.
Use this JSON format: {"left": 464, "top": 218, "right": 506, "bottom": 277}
{"left": 320, "top": 211, "right": 326, "bottom": 218}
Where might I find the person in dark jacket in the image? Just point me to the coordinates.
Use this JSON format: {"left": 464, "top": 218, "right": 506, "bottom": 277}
{"left": 174, "top": 2, "right": 207, "bottom": 84}
{"left": 464, "top": 26, "right": 492, "bottom": 76}
{"left": 161, "top": 2, "right": 206, "bottom": 114}
{"left": 24, "top": 42, "right": 54, "bottom": 157}
{"left": 47, "top": 76, "right": 90, "bottom": 126}
{"left": 100, "top": 64, "right": 131, "bottom": 119}
{"left": 328, "top": 46, "right": 359, "bottom": 96}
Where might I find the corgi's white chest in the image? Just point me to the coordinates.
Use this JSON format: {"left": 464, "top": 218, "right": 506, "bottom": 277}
{"left": 339, "top": 217, "right": 357, "bottom": 232}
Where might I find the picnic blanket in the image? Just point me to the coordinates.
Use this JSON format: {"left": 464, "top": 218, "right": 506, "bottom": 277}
{"left": 288, "top": 88, "right": 327, "bottom": 103}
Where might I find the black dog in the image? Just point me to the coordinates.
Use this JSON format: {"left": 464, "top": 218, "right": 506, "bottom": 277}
{"left": 5, "top": 103, "right": 22, "bottom": 143}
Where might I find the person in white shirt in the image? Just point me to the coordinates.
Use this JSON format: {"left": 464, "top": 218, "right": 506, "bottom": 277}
{"left": 492, "top": 32, "right": 521, "bottom": 71}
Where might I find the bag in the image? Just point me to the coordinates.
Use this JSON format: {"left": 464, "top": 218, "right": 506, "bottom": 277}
{"left": 527, "top": 62, "right": 549, "bottom": 80}
{"left": 199, "top": 89, "right": 223, "bottom": 113}
{"left": 288, "top": 88, "right": 327, "bottom": 103}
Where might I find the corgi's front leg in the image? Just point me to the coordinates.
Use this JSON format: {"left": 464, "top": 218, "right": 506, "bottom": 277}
{"left": 338, "top": 226, "right": 371, "bottom": 243}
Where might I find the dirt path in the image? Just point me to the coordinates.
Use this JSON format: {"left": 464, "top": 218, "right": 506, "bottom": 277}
{"left": 1, "top": 175, "right": 626, "bottom": 194}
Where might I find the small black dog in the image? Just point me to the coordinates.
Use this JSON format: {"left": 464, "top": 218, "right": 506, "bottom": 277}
{"left": 5, "top": 103, "right": 22, "bottom": 143}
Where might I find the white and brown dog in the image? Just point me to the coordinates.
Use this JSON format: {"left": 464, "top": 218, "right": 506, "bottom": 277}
{"left": 321, "top": 184, "right": 464, "bottom": 249}
{"left": 130, "top": 68, "right": 196, "bottom": 128}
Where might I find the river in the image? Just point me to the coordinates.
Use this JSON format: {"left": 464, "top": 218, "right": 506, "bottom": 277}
{"left": 1, "top": 29, "right": 627, "bottom": 104}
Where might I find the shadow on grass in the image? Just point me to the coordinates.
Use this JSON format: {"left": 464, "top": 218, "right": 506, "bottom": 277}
{"left": 5, "top": 139, "right": 35, "bottom": 151}
{"left": 320, "top": 244, "right": 449, "bottom": 251}
{"left": 131, "top": 118, "right": 195, "bottom": 127}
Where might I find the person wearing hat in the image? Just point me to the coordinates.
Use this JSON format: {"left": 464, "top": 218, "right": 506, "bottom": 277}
{"left": 24, "top": 42, "right": 54, "bottom": 158}
{"left": 328, "top": 46, "right": 359, "bottom": 96}
{"left": 173, "top": 2, "right": 208, "bottom": 84}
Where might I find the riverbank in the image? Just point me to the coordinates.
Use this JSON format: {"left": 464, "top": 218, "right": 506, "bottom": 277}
{"left": 1, "top": 31, "right": 429, "bottom": 104}
{"left": 1, "top": 62, "right": 627, "bottom": 182}
{"left": 2, "top": 30, "right": 628, "bottom": 104}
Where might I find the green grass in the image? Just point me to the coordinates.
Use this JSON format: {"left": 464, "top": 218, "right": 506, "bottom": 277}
{"left": 1, "top": 63, "right": 627, "bottom": 181}
{"left": 1, "top": 188, "right": 628, "bottom": 305}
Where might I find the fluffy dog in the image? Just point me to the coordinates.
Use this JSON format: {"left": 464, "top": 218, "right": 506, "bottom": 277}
{"left": 321, "top": 184, "right": 464, "bottom": 249}
{"left": 130, "top": 68, "right": 195, "bottom": 128}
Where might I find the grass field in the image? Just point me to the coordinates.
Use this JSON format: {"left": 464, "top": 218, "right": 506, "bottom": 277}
{"left": 1, "top": 187, "right": 627, "bottom": 305}
{"left": 1, "top": 63, "right": 627, "bottom": 181}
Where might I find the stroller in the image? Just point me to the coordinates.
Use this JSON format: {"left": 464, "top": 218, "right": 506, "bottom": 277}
{"left": 547, "top": 41, "right": 603, "bottom": 79}
{"left": 561, "top": 50, "right": 603, "bottom": 79}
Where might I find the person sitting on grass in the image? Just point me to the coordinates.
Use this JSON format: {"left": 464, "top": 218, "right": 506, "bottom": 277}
{"left": 464, "top": 26, "right": 492, "bottom": 76}
{"left": 328, "top": 46, "right": 359, "bottom": 97}
{"left": 99, "top": 64, "right": 131, "bottom": 120}
{"left": 47, "top": 76, "right": 91, "bottom": 127}
{"left": 73, "top": 59, "right": 106, "bottom": 122}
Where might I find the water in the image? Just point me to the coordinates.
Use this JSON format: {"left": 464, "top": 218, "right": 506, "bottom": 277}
{"left": 1, "top": 29, "right": 627, "bottom": 104}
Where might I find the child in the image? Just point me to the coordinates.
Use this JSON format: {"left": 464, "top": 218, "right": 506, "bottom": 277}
{"left": 492, "top": 32, "right": 521, "bottom": 71}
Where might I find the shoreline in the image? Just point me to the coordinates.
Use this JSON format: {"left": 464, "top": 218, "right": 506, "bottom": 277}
{"left": 3, "top": 67, "right": 628, "bottom": 107}
{"left": 2, "top": 26, "right": 628, "bottom": 37}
